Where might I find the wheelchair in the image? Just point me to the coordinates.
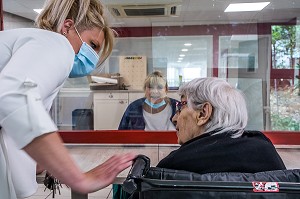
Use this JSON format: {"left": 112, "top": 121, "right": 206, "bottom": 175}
{"left": 122, "top": 155, "right": 300, "bottom": 199}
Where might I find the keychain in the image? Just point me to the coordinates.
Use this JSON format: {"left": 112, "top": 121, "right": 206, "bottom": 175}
{"left": 43, "top": 171, "right": 68, "bottom": 198}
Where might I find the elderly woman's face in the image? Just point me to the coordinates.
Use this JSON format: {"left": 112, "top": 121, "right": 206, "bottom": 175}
{"left": 172, "top": 96, "right": 202, "bottom": 145}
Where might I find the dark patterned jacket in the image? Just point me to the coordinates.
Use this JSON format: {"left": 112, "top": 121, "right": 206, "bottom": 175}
{"left": 118, "top": 97, "right": 178, "bottom": 130}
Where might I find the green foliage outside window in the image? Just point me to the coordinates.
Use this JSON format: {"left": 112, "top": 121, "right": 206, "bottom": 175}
{"left": 271, "top": 25, "right": 300, "bottom": 130}
{"left": 272, "top": 25, "right": 300, "bottom": 69}
{"left": 271, "top": 114, "right": 300, "bottom": 131}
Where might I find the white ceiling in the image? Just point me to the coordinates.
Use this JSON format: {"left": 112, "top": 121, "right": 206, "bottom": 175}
{"left": 3, "top": 0, "right": 300, "bottom": 27}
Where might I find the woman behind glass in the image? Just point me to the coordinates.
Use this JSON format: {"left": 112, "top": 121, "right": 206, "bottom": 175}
{"left": 118, "top": 71, "right": 179, "bottom": 130}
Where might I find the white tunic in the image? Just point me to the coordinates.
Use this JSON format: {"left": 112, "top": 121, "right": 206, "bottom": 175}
{"left": 0, "top": 28, "right": 74, "bottom": 199}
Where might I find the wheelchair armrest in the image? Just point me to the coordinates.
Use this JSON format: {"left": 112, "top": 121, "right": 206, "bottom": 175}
{"left": 122, "top": 154, "right": 150, "bottom": 194}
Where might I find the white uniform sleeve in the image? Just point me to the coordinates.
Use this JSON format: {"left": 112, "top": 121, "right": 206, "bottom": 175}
{"left": 1, "top": 80, "right": 58, "bottom": 149}
{"left": 0, "top": 30, "right": 74, "bottom": 149}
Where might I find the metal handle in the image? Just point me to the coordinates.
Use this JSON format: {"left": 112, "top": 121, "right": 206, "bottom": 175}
{"left": 122, "top": 155, "right": 150, "bottom": 194}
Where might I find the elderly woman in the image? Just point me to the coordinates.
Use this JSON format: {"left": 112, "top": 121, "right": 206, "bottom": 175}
{"left": 157, "top": 77, "right": 286, "bottom": 174}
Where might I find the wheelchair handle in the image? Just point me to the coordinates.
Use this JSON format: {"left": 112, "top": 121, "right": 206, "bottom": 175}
{"left": 122, "top": 155, "right": 150, "bottom": 194}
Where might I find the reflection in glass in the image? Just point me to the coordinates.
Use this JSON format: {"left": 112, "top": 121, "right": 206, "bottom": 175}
{"left": 152, "top": 36, "right": 213, "bottom": 87}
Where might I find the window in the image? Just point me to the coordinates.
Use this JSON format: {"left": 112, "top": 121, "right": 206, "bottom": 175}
{"left": 270, "top": 25, "right": 300, "bottom": 130}
{"left": 4, "top": 0, "right": 300, "bottom": 131}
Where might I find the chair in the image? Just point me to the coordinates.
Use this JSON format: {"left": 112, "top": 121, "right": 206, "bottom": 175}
{"left": 123, "top": 155, "right": 300, "bottom": 199}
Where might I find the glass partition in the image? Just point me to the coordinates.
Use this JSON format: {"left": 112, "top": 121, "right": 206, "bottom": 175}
{"left": 152, "top": 35, "right": 213, "bottom": 88}
{"left": 51, "top": 24, "right": 299, "bottom": 131}
{"left": 3, "top": 0, "right": 300, "bottom": 132}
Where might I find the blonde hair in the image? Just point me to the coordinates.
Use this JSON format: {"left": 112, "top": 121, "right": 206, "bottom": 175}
{"left": 143, "top": 71, "right": 168, "bottom": 91}
{"left": 35, "top": 0, "right": 115, "bottom": 64}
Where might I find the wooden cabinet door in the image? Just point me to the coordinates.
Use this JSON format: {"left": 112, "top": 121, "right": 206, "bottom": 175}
{"left": 94, "top": 93, "right": 128, "bottom": 130}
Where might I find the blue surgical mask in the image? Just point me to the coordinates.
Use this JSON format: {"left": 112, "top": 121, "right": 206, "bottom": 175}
{"left": 69, "top": 27, "right": 99, "bottom": 78}
{"left": 144, "top": 98, "right": 166, "bottom": 109}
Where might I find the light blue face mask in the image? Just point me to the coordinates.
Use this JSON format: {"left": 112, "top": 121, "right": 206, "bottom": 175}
{"left": 144, "top": 98, "right": 166, "bottom": 109}
{"left": 69, "top": 27, "right": 100, "bottom": 78}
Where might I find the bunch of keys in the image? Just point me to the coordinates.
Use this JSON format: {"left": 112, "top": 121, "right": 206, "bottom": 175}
{"left": 43, "top": 172, "right": 68, "bottom": 198}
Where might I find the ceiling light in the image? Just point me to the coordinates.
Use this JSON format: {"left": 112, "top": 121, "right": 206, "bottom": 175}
{"left": 177, "top": 60, "right": 182, "bottom": 62}
{"left": 184, "top": 43, "right": 192, "bottom": 46}
{"left": 178, "top": 57, "right": 183, "bottom": 60}
{"left": 181, "top": 49, "right": 188, "bottom": 52}
{"left": 179, "top": 54, "right": 185, "bottom": 57}
{"left": 33, "top": 9, "right": 43, "bottom": 14}
{"left": 224, "top": 2, "right": 270, "bottom": 12}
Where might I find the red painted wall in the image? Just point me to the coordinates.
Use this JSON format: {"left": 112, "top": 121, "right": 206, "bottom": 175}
{"left": 0, "top": 0, "right": 3, "bottom": 31}
{"left": 59, "top": 130, "right": 300, "bottom": 145}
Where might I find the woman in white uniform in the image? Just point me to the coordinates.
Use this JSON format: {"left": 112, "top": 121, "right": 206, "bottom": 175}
{"left": 0, "top": 0, "right": 136, "bottom": 198}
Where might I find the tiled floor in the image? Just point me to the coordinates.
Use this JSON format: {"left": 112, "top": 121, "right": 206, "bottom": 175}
{"left": 29, "top": 184, "right": 113, "bottom": 199}
{"left": 28, "top": 144, "right": 300, "bottom": 199}
{"left": 276, "top": 146, "right": 300, "bottom": 169}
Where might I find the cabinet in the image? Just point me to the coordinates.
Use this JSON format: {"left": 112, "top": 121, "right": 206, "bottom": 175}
{"left": 93, "top": 92, "right": 128, "bottom": 130}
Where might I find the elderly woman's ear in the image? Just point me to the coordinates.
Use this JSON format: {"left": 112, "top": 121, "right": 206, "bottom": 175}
{"left": 196, "top": 102, "right": 213, "bottom": 126}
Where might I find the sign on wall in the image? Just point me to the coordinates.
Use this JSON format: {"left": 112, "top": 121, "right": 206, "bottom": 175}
{"left": 119, "top": 56, "right": 147, "bottom": 90}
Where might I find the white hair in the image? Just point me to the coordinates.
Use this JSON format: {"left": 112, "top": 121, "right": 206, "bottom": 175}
{"left": 178, "top": 77, "right": 248, "bottom": 138}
